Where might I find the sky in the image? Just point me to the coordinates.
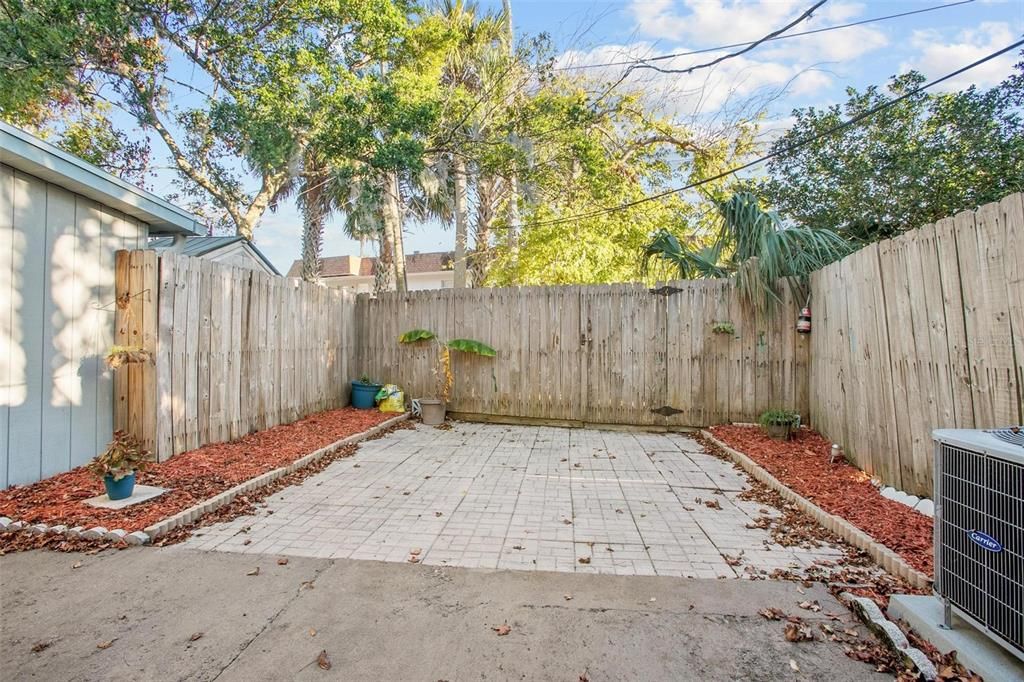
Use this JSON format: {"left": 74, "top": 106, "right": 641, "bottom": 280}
{"left": 150, "top": 0, "right": 1024, "bottom": 274}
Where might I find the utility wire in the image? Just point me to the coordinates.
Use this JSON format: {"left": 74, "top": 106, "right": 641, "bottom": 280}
{"left": 556, "top": 0, "right": 975, "bottom": 72}
{"left": 591, "top": 1, "right": 829, "bottom": 116}
{"left": 624, "top": 0, "right": 829, "bottom": 77}
{"left": 518, "top": 38, "right": 1024, "bottom": 230}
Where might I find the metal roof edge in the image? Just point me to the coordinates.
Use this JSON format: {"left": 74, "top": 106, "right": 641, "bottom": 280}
{"left": 0, "top": 121, "right": 201, "bottom": 235}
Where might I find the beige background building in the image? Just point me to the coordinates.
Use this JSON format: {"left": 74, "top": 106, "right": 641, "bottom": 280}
{"left": 287, "top": 251, "right": 454, "bottom": 292}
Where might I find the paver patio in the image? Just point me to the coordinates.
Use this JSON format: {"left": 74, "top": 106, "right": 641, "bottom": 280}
{"left": 186, "top": 422, "right": 845, "bottom": 577}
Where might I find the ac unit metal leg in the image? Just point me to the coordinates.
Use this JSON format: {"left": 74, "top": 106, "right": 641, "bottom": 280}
{"left": 940, "top": 598, "right": 953, "bottom": 630}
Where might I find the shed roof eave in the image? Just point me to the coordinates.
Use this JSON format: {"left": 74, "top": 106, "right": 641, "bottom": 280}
{"left": 0, "top": 122, "right": 200, "bottom": 235}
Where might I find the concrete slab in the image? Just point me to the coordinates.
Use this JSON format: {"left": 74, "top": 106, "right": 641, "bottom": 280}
{"left": 185, "top": 422, "right": 845, "bottom": 578}
{"left": 83, "top": 485, "right": 169, "bottom": 509}
{"left": 1, "top": 547, "right": 879, "bottom": 681}
{"left": 889, "top": 594, "right": 1024, "bottom": 681}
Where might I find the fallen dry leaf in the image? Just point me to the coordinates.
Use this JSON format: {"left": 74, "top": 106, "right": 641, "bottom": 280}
{"left": 759, "top": 608, "right": 785, "bottom": 621}
{"left": 277, "top": 558, "right": 288, "bottom": 565}
{"left": 96, "top": 640, "right": 115, "bottom": 650}
{"left": 71, "top": 561, "right": 83, "bottom": 569}
{"left": 492, "top": 624, "right": 511, "bottom": 636}
{"left": 317, "top": 649, "right": 332, "bottom": 670}
{"left": 30, "top": 641, "right": 52, "bottom": 653}
{"left": 705, "top": 499, "right": 722, "bottom": 511}
{"left": 189, "top": 632, "right": 204, "bottom": 642}
{"left": 564, "top": 595, "right": 573, "bottom": 601}
{"left": 309, "top": 628, "right": 317, "bottom": 636}
{"left": 407, "top": 556, "right": 420, "bottom": 563}
{"left": 789, "top": 659, "right": 800, "bottom": 672}
{"left": 301, "top": 580, "right": 315, "bottom": 590}
{"left": 246, "top": 567, "right": 260, "bottom": 576}
{"left": 784, "top": 621, "right": 814, "bottom": 643}
{"left": 409, "top": 548, "right": 422, "bottom": 556}
{"left": 798, "top": 600, "right": 821, "bottom": 612}
{"left": 577, "top": 557, "right": 591, "bottom": 565}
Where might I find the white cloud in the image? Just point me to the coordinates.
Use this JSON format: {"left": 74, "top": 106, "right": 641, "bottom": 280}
{"left": 628, "top": 0, "right": 870, "bottom": 45}
{"left": 557, "top": 41, "right": 835, "bottom": 123}
{"left": 901, "top": 22, "right": 1019, "bottom": 90}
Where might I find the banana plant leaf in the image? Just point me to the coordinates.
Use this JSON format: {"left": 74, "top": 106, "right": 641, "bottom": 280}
{"left": 446, "top": 338, "right": 497, "bottom": 357}
{"left": 398, "top": 329, "right": 436, "bottom": 343}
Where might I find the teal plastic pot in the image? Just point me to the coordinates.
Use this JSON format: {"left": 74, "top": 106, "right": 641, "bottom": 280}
{"left": 351, "top": 381, "right": 383, "bottom": 409}
{"left": 103, "top": 472, "right": 136, "bottom": 501}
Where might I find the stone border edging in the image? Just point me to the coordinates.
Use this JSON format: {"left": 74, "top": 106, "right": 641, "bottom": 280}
{"left": 699, "top": 429, "right": 932, "bottom": 590}
{"left": 0, "top": 412, "right": 410, "bottom": 546}
{"left": 841, "top": 592, "right": 938, "bottom": 680}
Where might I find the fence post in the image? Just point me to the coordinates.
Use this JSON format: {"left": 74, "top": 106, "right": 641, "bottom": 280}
{"left": 113, "top": 249, "right": 159, "bottom": 458}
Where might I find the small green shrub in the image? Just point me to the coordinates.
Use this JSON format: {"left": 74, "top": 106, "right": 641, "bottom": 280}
{"left": 757, "top": 409, "right": 800, "bottom": 428}
{"left": 711, "top": 321, "right": 736, "bottom": 336}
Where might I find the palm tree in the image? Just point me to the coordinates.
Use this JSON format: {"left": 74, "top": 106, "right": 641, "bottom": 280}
{"left": 433, "top": 0, "right": 509, "bottom": 287}
{"left": 642, "top": 192, "right": 853, "bottom": 310}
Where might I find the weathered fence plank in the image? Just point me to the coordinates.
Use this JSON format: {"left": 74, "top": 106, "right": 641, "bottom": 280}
{"left": 357, "top": 279, "right": 808, "bottom": 427}
{"left": 810, "top": 193, "right": 1024, "bottom": 495}
{"left": 115, "top": 252, "right": 358, "bottom": 460}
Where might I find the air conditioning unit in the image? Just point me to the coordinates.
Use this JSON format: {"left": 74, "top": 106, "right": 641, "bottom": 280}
{"left": 933, "top": 428, "right": 1024, "bottom": 663}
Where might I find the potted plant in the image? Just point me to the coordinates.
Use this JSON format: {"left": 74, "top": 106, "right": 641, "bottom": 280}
{"left": 758, "top": 409, "right": 801, "bottom": 441}
{"left": 398, "top": 329, "right": 496, "bottom": 425}
{"left": 351, "top": 375, "right": 383, "bottom": 410}
{"left": 88, "top": 430, "right": 150, "bottom": 500}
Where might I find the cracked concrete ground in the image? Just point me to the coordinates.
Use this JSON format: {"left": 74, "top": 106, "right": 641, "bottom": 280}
{"left": 186, "top": 423, "right": 844, "bottom": 578}
{"left": 0, "top": 546, "right": 880, "bottom": 681}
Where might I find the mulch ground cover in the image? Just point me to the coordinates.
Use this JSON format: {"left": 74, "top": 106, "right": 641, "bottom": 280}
{"left": 708, "top": 425, "right": 933, "bottom": 576}
{"left": 0, "top": 407, "right": 395, "bottom": 535}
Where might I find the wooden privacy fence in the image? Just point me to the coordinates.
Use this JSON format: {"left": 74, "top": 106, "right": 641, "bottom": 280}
{"left": 114, "top": 250, "right": 357, "bottom": 461}
{"left": 810, "top": 193, "right": 1024, "bottom": 496}
{"left": 356, "top": 280, "right": 809, "bottom": 427}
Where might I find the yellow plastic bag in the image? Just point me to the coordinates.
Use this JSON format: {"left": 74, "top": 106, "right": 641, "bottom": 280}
{"left": 375, "top": 384, "right": 405, "bottom": 413}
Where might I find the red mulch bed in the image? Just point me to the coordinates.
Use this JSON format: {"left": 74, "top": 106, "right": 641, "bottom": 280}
{"left": 709, "top": 424, "right": 934, "bottom": 577}
{"left": 0, "top": 407, "right": 395, "bottom": 534}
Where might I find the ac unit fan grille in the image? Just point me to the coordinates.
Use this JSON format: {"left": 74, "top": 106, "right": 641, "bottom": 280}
{"left": 938, "top": 443, "right": 1024, "bottom": 657}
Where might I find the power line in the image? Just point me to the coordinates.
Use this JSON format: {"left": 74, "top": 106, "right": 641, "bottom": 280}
{"left": 629, "top": 0, "right": 829, "bottom": 77}
{"left": 519, "top": 38, "right": 1024, "bottom": 230}
{"left": 556, "top": 0, "right": 975, "bottom": 72}
{"left": 589, "top": 1, "right": 829, "bottom": 118}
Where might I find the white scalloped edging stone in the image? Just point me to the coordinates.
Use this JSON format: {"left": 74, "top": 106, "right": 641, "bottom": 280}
{"left": 0, "top": 413, "right": 410, "bottom": 547}
{"left": 700, "top": 430, "right": 932, "bottom": 590}
{"left": 842, "top": 593, "right": 938, "bottom": 681}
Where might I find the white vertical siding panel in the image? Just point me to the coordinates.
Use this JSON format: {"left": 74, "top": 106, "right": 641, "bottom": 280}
{"left": 69, "top": 197, "right": 103, "bottom": 467}
{"left": 40, "top": 183, "right": 76, "bottom": 477}
{"left": 0, "top": 165, "right": 13, "bottom": 488}
{"left": 8, "top": 171, "right": 47, "bottom": 484}
{"left": 94, "top": 207, "right": 118, "bottom": 456}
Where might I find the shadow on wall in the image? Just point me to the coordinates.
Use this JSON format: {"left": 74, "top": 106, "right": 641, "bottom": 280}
{"left": 2, "top": 166, "right": 144, "bottom": 487}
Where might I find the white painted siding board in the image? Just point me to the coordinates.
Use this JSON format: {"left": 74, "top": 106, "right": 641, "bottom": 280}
{"left": 0, "top": 165, "right": 13, "bottom": 487}
{"left": 8, "top": 170, "right": 47, "bottom": 484}
{"left": 70, "top": 198, "right": 103, "bottom": 467}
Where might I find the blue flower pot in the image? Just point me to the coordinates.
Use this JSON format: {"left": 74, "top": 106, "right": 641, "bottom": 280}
{"left": 104, "top": 472, "right": 136, "bottom": 501}
{"left": 351, "top": 381, "right": 383, "bottom": 409}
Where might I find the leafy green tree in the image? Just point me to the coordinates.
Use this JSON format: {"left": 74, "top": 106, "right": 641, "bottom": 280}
{"left": 765, "top": 63, "right": 1024, "bottom": 241}
{"left": 430, "top": 0, "right": 508, "bottom": 287}
{"left": 483, "top": 74, "right": 758, "bottom": 286}
{"left": 1, "top": 0, "right": 413, "bottom": 239}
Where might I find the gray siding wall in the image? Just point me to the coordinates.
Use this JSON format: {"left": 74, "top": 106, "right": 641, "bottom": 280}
{"left": 1, "top": 163, "right": 147, "bottom": 487}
